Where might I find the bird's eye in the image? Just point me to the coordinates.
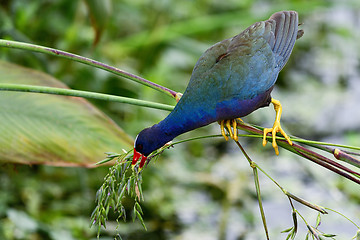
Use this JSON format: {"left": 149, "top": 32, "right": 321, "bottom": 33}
{"left": 136, "top": 144, "right": 143, "bottom": 151}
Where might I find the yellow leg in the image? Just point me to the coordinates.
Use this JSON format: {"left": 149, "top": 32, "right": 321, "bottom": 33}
{"left": 219, "top": 118, "right": 242, "bottom": 142}
{"left": 263, "top": 98, "right": 293, "bottom": 155}
{"left": 220, "top": 120, "right": 229, "bottom": 141}
{"left": 226, "top": 120, "right": 234, "bottom": 140}
{"left": 232, "top": 119, "right": 238, "bottom": 141}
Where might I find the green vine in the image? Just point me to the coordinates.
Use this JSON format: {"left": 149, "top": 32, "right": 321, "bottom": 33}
{"left": 0, "top": 83, "right": 174, "bottom": 111}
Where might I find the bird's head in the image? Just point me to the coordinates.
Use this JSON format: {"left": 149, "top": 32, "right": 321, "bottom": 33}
{"left": 133, "top": 126, "right": 167, "bottom": 169}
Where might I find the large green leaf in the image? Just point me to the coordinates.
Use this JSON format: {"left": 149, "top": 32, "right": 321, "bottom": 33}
{"left": 0, "top": 60, "right": 133, "bottom": 167}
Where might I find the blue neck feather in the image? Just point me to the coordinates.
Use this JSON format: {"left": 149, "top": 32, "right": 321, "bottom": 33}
{"left": 150, "top": 87, "right": 273, "bottom": 149}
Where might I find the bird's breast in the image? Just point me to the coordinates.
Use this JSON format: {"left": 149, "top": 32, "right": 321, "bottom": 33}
{"left": 214, "top": 86, "right": 273, "bottom": 121}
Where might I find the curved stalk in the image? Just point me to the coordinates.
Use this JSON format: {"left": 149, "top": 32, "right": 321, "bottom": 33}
{"left": 0, "top": 39, "right": 179, "bottom": 99}
{"left": 0, "top": 83, "right": 174, "bottom": 111}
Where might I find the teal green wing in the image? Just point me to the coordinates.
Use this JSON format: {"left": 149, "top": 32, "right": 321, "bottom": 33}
{"left": 184, "top": 11, "right": 299, "bottom": 104}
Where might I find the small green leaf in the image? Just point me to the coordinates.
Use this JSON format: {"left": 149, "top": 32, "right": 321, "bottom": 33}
{"left": 111, "top": 178, "right": 115, "bottom": 192}
{"left": 137, "top": 180, "right": 144, "bottom": 199}
{"left": 118, "top": 185, "right": 126, "bottom": 203}
{"left": 281, "top": 227, "right": 293, "bottom": 233}
{"left": 127, "top": 179, "right": 131, "bottom": 195}
{"left": 97, "top": 224, "right": 101, "bottom": 238}
{"left": 322, "top": 233, "right": 336, "bottom": 237}
{"left": 121, "top": 206, "right": 126, "bottom": 222}
{"left": 100, "top": 216, "right": 106, "bottom": 229}
{"left": 292, "top": 211, "right": 298, "bottom": 232}
{"left": 101, "top": 206, "right": 106, "bottom": 216}
{"left": 95, "top": 188, "right": 102, "bottom": 201}
{"left": 355, "top": 229, "right": 360, "bottom": 240}
{"left": 135, "top": 202, "right": 143, "bottom": 215}
{"left": 132, "top": 206, "right": 137, "bottom": 222}
{"left": 105, "top": 205, "right": 110, "bottom": 215}
{"left": 316, "top": 213, "right": 321, "bottom": 228}
{"left": 135, "top": 210, "right": 147, "bottom": 231}
{"left": 90, "top": 206, "right": 98, "bottom": 221}
{"left": 95, "top": 157, "right": 115, "bottom": 165}
{"left": 285, "top": 232, "right": 292, "bottom": 240}
{"left": 307, "top": 225, "right": 319, "bottom": 240}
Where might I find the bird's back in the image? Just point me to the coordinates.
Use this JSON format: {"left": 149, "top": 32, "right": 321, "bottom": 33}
{"left": 159, "top": 11, "right": 299, "bottom": 137}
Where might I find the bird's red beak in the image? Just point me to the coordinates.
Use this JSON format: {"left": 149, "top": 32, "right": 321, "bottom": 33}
{"left": 132, "top": 149, "right": 147, "bottom": 169}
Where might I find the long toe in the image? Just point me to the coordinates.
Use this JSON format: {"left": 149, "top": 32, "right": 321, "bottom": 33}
{"left": 219, "top": 120, "right": 229, "bottom": 141}
{"left": 232, "top": 120, "right": 238, "bottom": 141}
{"left": 225, "top": 120, "right": 234, "bottom": 139}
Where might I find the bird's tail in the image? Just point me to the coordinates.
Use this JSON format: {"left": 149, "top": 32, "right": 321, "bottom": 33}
{"left": 266, "top": 11, "right": 299, "bottom": 71}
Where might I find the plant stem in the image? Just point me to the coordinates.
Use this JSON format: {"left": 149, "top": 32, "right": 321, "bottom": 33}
{"left": 234, "top": 140, "right": 270, "bottom": 240}
{"left": 234, "top": 121, "right": 360, "bottom": 184}
{"left": 309, "top": 145, "right": 360, "bottom": 168}
{"left": 172, "top": 131, "right": 360, "bottom": 153}
{"left": 285, "top": 191, "right": 327, "bottom": 214}
{"left": 218, "top": 183, "right": 232, "bottom": 240}
{"left": 236, "top": 121, "right": 360, "bottom": 152}
{"left": 324, "top": 207, "right": 360, "bottom": 229}
{"left": 0, "top": 39, "right": 179, "bottom": 99}
{"left": 0, "top": 83, "right": 174, "bottom": 111}
{"left": 252, "top": 161, "right": 328, "bottom": 214}
{"left": 290, "top": 138, "right": 360, "bottom": 152}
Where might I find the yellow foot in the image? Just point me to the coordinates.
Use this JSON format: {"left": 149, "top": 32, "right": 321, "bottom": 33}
{"left": 262, "top": 98, "right": 293, "bottom": 155}
{"left": 218, "top": 118, "right": 243, "bottom": 142}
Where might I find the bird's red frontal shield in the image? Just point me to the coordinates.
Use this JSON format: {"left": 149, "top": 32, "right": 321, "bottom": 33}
{"left": 132, "top": 149, "right": 147, "bottom": 168}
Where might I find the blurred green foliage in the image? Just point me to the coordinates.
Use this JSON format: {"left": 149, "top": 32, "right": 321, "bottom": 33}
{"left": 1, "top": 0, "right": 360, "bottom": 239}
{"left": 0, "top": 61, "right": 133, "bottom": 166}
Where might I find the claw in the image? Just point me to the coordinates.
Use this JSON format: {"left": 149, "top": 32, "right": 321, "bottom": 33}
{"left": 226, "top": 120, "right": 234, "bottom": 139}
{"left": 219, "top": 118, "right": 242, "bottom": 142}
{"left": 262, "top": 98, "right": 293, "bottom": 155}
{"left": 220, "top": 120, "right": 229, "bottom": 141}
{"left": 232, "top": 119, "right": 238, "bottom": 141}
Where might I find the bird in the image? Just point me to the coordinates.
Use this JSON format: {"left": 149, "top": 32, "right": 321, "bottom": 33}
{"left": 133, "top": 11, "right": 302, "bottom": 169}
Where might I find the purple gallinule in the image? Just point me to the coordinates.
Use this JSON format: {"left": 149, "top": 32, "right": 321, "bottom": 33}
{"left": 133, "top": 11, "right": 302, "bottom": 168}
